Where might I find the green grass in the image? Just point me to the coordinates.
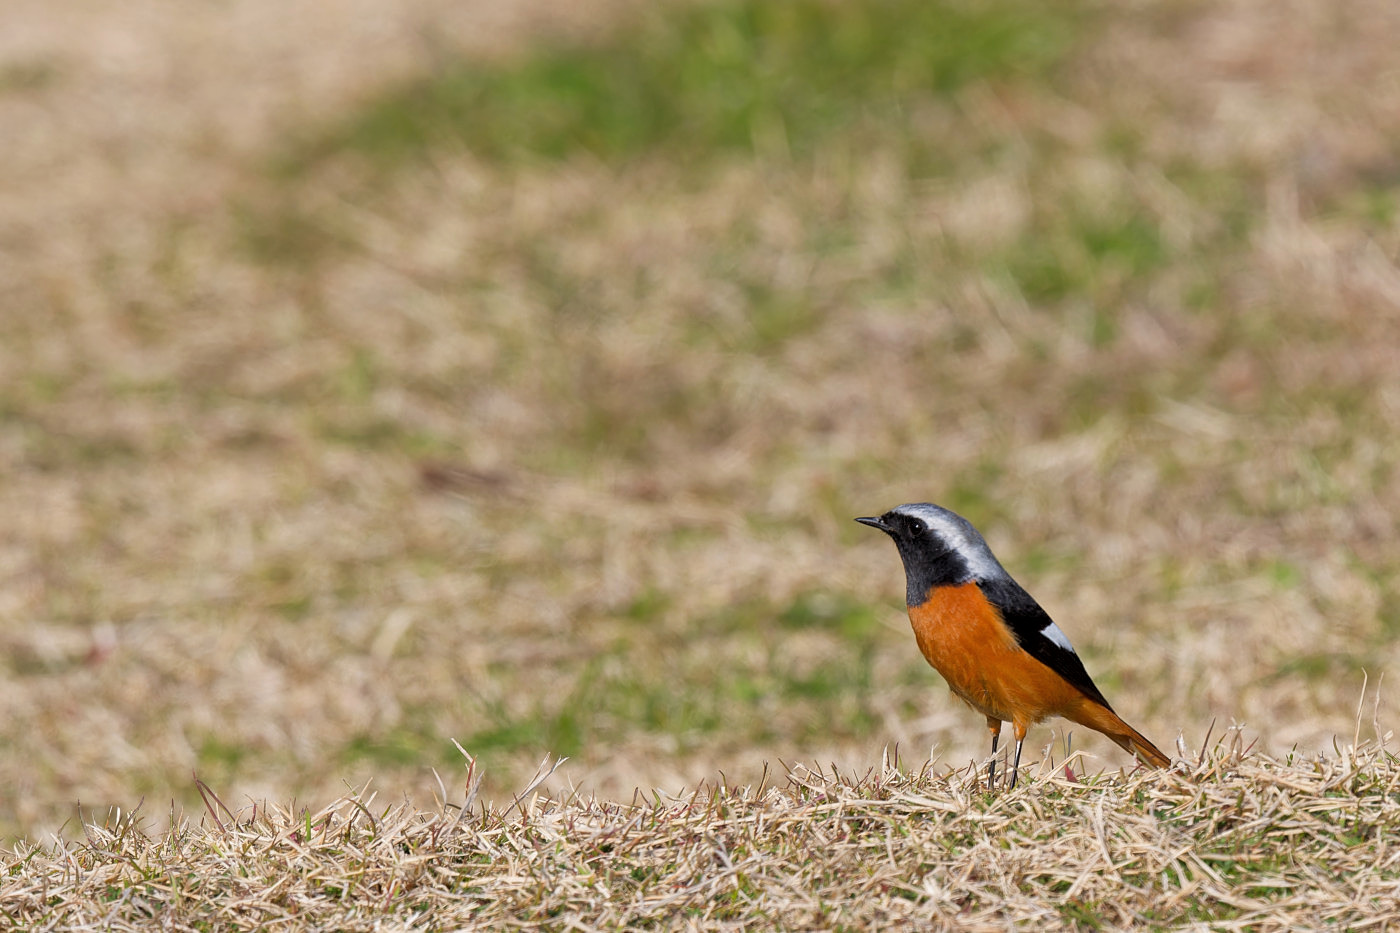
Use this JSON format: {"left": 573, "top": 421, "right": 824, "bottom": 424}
{"left": 454, "top": 612, "right": 898, "bottom": 773}
{"left": 1002, "top": 209, "right": 1169, "bottom": 306}
{"left": 286, "top": 0, "right": 1080, "bottom": 170}
{"left": 777, "top": 591, "right": 882, "bottom": 640}
{"left": 341, "top": 723, "right": 459, "bottom": 769}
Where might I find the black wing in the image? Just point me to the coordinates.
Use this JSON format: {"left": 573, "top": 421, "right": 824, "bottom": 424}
{"left": 977, "top": 577, "right": 1114, "bottom": 711}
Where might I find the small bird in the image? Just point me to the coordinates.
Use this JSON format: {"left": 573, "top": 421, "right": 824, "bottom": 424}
{"left": 857, "top": 503, "right": 1170, "bottom": 788}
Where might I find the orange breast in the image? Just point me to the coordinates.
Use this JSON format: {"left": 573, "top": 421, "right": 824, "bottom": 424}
{"left": 907, "top": 583, "right": 1084, "bottom": 728}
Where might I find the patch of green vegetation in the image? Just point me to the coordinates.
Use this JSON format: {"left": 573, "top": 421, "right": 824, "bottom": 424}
{"left": 273, "top": 594, "right": 313, "bottom": 621}
{"left": 1263, "top": 558, "right": 1302, "bottom": 589}
{"left": 1372, "top": 575, "right": 1400, "bottom": 638}
{"left": 623, "top": 587, "right": 672, "bottom": 623}
{"left": 341, "top": 723, "right": 460, "bottom": 769}
{"left": 286, "top": 0, "right": 1080, "bottom": 171}
{"left": 983, "top": 159, "right": 1263, "bottom": 321}
{"left": 1164, "top": 161, "right": 1261, "bottom": 250}
{"left": 458, "top": 625, "right": 886, "bottom": 766}
{"left": 1002, "top": 209, "right": 1168, "bottom": 307}
{"left": 742, "top": 282, "right": 819, "bottom": 352}
{"left": 1060, "top": 372, "right": 1155, "bottom": 431}
{"left": 779, "top": 592, "right": 881, "bottom": 640}
{"left": 1016, "top": 543, "right": 1084, "bottom": 577}
{"left": 942, "top": 458, "right": 1008, "bottom": 529}
{"left": 1054, "top": 898, "right": 1106, "bottom": 929}
{"left": 1264, "top": 651, "right": 1371, "bottom": 684}
{"left": 459, "top": 719, "right": 551, "bottom": 757}
{"left": 1082, "top": 213, "right": 1166, "bottom": 279}
{"left": 337, "top": 348, "right": 378, "bottom": 403}
{"left": 313, "top": 414, "right": 456, "bottom": 455}
{"left": 568, "top": 385, "right": 685, "bottom": 466}
{"left": 197, "top": 737, "right": 251, "bottom": 782}
{"left": 1336, "top": 186, "right": 1398, "bottom": 229}
{"left": 461, "top": 665, "right": 615, "bottom": 761}
{"left": 233, "top": 201, "right": 350, "bottom": 269}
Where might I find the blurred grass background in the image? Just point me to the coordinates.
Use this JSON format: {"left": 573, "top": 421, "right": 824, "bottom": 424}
{"left": 1, "top": 0, "right": 1398, "bottom": 840}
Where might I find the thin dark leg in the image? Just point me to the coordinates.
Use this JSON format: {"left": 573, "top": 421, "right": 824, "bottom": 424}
{"left": 1009, "top": 738, "right": 1025, "bottom": 790}
{"left": 985, "top": 717, "right": 1002, "bottom": 789}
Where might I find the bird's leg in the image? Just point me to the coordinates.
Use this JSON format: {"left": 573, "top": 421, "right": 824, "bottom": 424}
{"left": 985, "top": 717, "right": 1002, "bottom": 789}
{"left": 1008, "top": 721, "right": 1028, "bottom": 790}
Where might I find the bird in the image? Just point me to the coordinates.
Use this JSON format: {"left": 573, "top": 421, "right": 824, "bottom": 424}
{"left": 856, "top": 502, "right": 1171, "bottom": 788}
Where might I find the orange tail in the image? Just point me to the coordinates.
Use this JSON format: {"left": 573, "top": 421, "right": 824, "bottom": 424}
{"left": 1065, "top": 697, "right": 1172, "bottom": 769}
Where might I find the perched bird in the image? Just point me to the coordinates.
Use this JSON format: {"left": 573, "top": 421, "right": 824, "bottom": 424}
{"left": 857, "top": 503, "right": 1170, "bottom": 788}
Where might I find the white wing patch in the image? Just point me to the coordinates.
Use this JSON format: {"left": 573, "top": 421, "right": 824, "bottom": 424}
{"left": 1040, "top": 621, "right": 1077, "bottom": 654}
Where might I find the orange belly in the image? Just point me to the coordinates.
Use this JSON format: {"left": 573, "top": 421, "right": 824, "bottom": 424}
{"left": 908, "top": 583, "right": 1083, "bottom": 728}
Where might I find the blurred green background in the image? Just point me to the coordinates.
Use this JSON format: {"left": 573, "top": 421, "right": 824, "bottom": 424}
{"left": 1, "top": 0, "right": 1398, "bottom": 839}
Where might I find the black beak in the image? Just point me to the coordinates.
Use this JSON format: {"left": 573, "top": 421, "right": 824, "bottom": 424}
{"left": 855, "top": 516, "right": 891, "bottom": 534}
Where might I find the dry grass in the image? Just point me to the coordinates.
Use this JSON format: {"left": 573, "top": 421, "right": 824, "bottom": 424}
{"left": 2, "top": 0, "right": 1400, "bottom": 922}
{"left": 5, "top": 732, "right": 1400, "bottom": 930}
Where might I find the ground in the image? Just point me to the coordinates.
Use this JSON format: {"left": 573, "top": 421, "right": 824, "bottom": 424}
{"left": 0, "top": 2, "right": 1398, "bottom": 919}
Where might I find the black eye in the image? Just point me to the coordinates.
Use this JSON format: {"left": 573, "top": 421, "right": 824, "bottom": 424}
{"left": 907, "top": 518, "right": 926, "bottom": 536}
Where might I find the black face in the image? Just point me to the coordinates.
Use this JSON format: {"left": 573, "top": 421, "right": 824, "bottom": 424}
{"left": 855, "top": 510, "right": 934, "bottom": 545}
{"left": 887, "top": 510, "right": 927, "bottom": 540}
{"left": 856, "top": 510, "right": 971, "bottom": 605}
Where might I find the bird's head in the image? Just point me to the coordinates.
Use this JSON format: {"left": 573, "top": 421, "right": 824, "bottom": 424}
{"left": 856, "top": 503, "right": 1008, "bottom": 604}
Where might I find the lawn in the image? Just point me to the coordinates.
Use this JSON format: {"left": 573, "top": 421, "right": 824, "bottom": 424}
{"left": 1, "top": 0, "right": 1398, "bottom": 925}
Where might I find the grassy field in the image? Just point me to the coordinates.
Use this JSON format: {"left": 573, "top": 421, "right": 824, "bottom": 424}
{"left": 7, "top": 737, "right": 1400, "bottom": 929}
{"left": 2, "top": 0, "right": 1399, "bottom": 924}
